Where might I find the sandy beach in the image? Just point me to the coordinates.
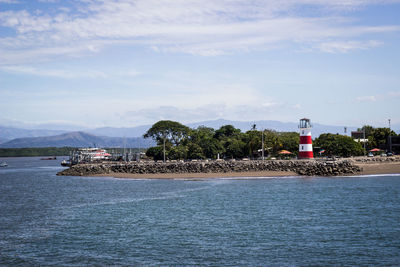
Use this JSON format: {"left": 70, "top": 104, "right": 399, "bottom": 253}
{"left": 90, "top": 160, "right": 400, "bottom": 179}
{"left": 356, "top": 162, "right": 400, "bottom": 175}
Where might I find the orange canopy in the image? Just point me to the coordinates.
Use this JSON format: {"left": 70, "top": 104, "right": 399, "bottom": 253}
{"left": 279, "top": 150, "right": 292, "bottom": 154}
{"left": 369, "top": 148, "right": 381, "bottom": 152}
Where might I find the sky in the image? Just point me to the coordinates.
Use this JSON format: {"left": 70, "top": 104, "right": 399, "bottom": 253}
{"left": 0, "top": 0, "right": 399, "bottom": 130}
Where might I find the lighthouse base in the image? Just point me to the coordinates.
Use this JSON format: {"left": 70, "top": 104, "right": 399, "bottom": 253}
{"left": 298, "top": 151, "right": 314, "bottom": 159}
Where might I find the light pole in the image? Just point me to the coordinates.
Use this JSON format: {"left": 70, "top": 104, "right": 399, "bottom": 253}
{"left": 261, "top": 129, "right": 264, "bottom": 160}
{"left": 163, "top": 136, "right": 166, "bottom": 163}
{"left": 363, "top": 126, "right": 366, "bottom": 156}
{"left": 389, "top": 119, "right": 392, "bottom": 153}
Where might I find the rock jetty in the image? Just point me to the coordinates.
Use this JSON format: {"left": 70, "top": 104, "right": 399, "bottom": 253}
{"left": 57, "top": 159, "right": 362, "bottom": 177}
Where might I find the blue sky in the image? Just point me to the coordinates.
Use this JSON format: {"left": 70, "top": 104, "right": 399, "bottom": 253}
{"left": 0, "top": 0, "right": 399, "bottom": 129}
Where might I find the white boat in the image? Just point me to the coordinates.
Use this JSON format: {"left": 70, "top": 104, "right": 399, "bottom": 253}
{"left": 61, "top": 160, "right": 70, "bottom": 167}
{"left": 0, "top": 162, "right": 8, "bottom": 167}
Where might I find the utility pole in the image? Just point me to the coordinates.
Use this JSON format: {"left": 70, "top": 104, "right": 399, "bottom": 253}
{"left": 163, "top": 136, "right": 166, "bottom": 163}
{"left": 363, "top": 126, "right": 366, "bottom": 156}
{"left": 261, "top": 129, "right": 264, "bottom": 160}
{"left": 389, "top": 119, "right": 392, "bottom": 153}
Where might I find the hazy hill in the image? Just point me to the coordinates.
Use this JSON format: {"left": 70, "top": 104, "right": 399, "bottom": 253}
{"left": 0, "top": 126, "right": 66, "bottom": 144}
{"left": 1, "top": 119, "right": 397, "bottom": 143}
{"left": 85, "top": 125, "right": 151, "bottom": 138}
{"left": 0, "top": 131, "right": 155, "bottom": 148}
{"left": 86, "top": 119, "right": 357, "bottom": 138}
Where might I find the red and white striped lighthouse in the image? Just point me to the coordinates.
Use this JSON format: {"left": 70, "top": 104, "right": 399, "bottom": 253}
{"left": 299, "top": 118, "right": 314, "bottom": 159}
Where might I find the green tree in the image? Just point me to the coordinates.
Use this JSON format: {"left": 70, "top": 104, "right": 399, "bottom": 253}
{"left": 187, "top": 143, "right": 204, "bottom": 159}
{"left": 263, "top": 130, "right": 280, "bottom": 156}
{"left": 145, "top": 146, "right": 165, "bottom": 160}
{"left": 357, "top": 125, "right": 397, "bottom": 150}
{"left": 244, "top": 130, "right": 262, "bottom": 158}
{"left": 168, "top": 145, "right": 187, "bottom": 160}
{"left": 278, "top": 132, "right": 299, "bottom": 155}
{"left": 370, "top": 127, "right": 396, "bottom": 149}
{"left": 214, "top": 125, "right": 245, "bottom": 159}
{"left": 358, "top": 125, "right": 374, "bottom": 138}
{"left": 224, "top": 137, "right": 246, "bottom": 159}
{"left": 143, "top": 120, "right": 190, "bottom": 146}
{"left": 144, "top": 120, "right": 190, "bottom": 161}
{"left": 314, "top": 133, "right": 364, "bottom": 157}
{"left": 214, "top": 125, "right": 241, "bottom": 140}
{"left": 189, "top": 126, "right": 223, "bottom": 159}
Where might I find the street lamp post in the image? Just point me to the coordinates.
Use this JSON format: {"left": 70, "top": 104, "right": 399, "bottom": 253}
{"left": 163, "top": 137, "right": 166, "bottom": 163}
{"left": 261, "top": 129, "right": 264, "bottom": 160}
{"left": 363, "top": 126, "right": 366, "bottom": 156}
{"left": 389, "top": 119, "right": 392, "bottom": 153}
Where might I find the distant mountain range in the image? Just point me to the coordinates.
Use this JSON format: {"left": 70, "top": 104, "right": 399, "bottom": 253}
{"left": 0, "top": 131, "right": 155, "bottom": 148}
{"left": 0, "top": 119, "right": 398, "bottom": 148}
{"left": 78, "top": 119, "right": 359, "bottom": 138}
{"left": 0, "top": 126, "right": 67, "bottom": 144}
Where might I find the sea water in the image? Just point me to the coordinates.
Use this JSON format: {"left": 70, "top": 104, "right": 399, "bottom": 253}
{"left": 1, "top": 157, "right": 400, "bottom": 266}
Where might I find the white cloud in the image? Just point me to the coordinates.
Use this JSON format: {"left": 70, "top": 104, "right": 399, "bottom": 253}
{"left": 0, "top": 0, "right": 399, "bottom": 63}
{"left": 317, "top": 40, "right": 383, "bottom": 53}
{"left": 356, "top": 91, "right": 400, "bottom": 102}
{"left": 123, "top": 103, "right": 285, "bottom": 125}
{"left": 292, "top": 104, "right": 302, "bottom": 109}
{"left": 388, "top": 91, "right": 400, "bottom": 97}
{"left": 0, "top": 65, "right": 141, "bottom": 79}
{"left": 356, "top": 95, "right": 377, "bottom": 102}
{"left": 262, "top": 102, "right": 281, "bottom": 108}
{"left": 0, "top": 65, "right": 107, "bottom": 79}
{"left": 0, "top": 0, "right": 20, "bottom": 3}
{"left": 38, "top": 0, "right": 59, "bottom": 3}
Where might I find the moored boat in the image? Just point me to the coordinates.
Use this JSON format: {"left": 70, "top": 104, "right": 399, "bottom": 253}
{"left": 41, "top": 156, "right": 57, "bottom": 160}
{"left": 0, "top": 162, "right": 8, "bottom": 167}
{"left": 61, "top": 160, "right": 71, "bottom": 167}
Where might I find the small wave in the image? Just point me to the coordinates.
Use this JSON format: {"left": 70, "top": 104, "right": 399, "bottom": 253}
{"left": 38, "top": 166, "right": 64, "bottom": 170}
{"left": 341, "top": 173, "right": 400, "bottom": 178}
{"left": 205, "top": 175, "right": 301, "bottom": 180}
{"left": 66, "top": 184, "right": 214, "bottom": 209}
{"left": 68, "top": 195, "right": 183, "bottom": 209}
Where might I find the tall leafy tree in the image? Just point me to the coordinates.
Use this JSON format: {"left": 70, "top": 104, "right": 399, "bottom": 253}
{"left": 143, "top": 120, "right": 190, "bottom": 146}
{"left": 357, "top": 125, "right": 397, "bottom": 150}
{"left": 278, "top": 132, "right": 299, "bottom": 155}
{"left": 189, "top": 126, "right": 223, "bottom": 159}
{"left": 263, "top": 130, "right": 281, "bottom": 156}
{"left": 214, "top": 125, "right": 246, "bottom": 159}
{"left": 314, "top": 133, "right": 364, "bottom": 157}
{"left": 244, "top": 130, "right": 262, "bottom": 158}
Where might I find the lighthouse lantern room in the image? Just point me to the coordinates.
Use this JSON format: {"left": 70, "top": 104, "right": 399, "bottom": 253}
{"left": 299, "top": 118, "right": 314, "bottom": 159}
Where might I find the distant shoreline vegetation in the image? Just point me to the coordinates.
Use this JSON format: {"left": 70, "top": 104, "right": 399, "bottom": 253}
{"left": 0, "top": 147, "right": 144, "bottom": 157}
{"left": 0, "top": 147, "right": 75, "bottom": 157}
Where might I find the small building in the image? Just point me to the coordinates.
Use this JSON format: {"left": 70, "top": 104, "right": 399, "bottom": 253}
{"left": 351, "top": 131, "right": 368, "bottom": 143}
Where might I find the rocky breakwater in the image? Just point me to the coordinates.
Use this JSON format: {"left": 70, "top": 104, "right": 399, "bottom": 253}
{"left": 352, "top": 156, "right": 400, "bottom": 163}
{"left": 57, "top": 159, "right": 361, "bottom": 177}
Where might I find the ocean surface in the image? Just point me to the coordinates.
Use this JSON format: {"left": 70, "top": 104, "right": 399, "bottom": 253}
{"left": 0, "top": 157, "right": 399, "bottom": 266}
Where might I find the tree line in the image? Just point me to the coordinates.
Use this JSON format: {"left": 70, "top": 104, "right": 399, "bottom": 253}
{"left": 144, "top": 120, "right": 398, "bottom": 160}
{"left": 357, "top": 125, "right": 397, "bottom": 150}
{"left": 143, "top": 120, "right": 299, "bottom": 160}
{"left": 0, "top": 147, "right": 74, "bottom": 157}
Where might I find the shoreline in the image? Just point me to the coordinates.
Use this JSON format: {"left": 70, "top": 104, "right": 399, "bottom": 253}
{"left": 91, "top": 170, "right": 299, "bottom": 179}
{"left": 356, "top": 162, "right": 400, "bottom": 175}
{"left": 89, "top": 161, "right": 400, "bottom": 179}
{"left": 58, "top": 157, "right": 400, "bottom": 179}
